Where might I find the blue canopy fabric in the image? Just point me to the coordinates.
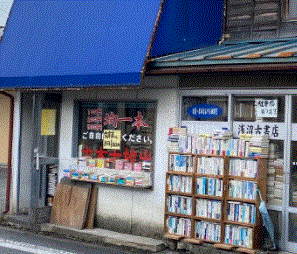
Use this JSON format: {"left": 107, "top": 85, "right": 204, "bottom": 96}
{"left": 0, "top": 0, "right": 161, "bottom": 89}
{"left": 149, "top": 0, "right": 224, "bottom": 58}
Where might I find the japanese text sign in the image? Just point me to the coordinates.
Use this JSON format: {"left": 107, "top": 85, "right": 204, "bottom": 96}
{"left": 103, "top": 130, "right": 121, "bottom": 150}
{"left": 255, "top": 99, "right": 278, "bottom": 118}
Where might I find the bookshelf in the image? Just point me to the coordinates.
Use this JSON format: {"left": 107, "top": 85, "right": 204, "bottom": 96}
{"left": 164, "top": 151, "right": 268, "bottom": 254}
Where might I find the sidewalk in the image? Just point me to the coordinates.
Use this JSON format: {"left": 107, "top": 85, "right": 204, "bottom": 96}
{"left": 0, "top": 214, "right": 294, "bottom": 254}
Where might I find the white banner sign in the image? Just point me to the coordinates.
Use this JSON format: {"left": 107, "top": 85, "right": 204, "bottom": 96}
{"left": 255, "top": 99, "right": 278, "bottom": 118}
{"left": 233, "top": 122, "right": 285, "bottom": 140}
{"left": 181, "top": 121, "right": 285, "bottom": 140}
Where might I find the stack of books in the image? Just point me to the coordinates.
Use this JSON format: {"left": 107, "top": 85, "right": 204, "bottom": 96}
{"left": 248, "top": 134, "right": 269, "bottom": 158}
{"left": 169, "top": 154, "right": 194, "bottom": 173}
{"left": 225, "top": 225, "right": 253, "bottom": 248}
{"left": 229, "top": 159, "right": 258, "bottom": 178}
{"left": 47, "top": 164, "right": 58, "bottom": 197}
{"left": 195, "top": 221, "right": 221, "bottom": 242}
{"left": 167, "top": 175, "right": 192, "bottom": 193}
{"left": 167, "top": 195, "right": 192, "bottom": 215}
{"left": 292, "top": 190, "right": 297, "bottom": 207}
{"left": 228, "top": 180, "right": 257, "bottom": 200}
{"left": 167, "top": 216, "right": 191, "bottom": 237}
{"left": 197, "top": 157, "right": 224, "bottom": 175}
{"left": 267, "top": 158, "right": 284, "bottom": 206}
{"left": 196, "top": 199, "right": 222, "bottom": 219}
{"left": 196, "top": 177, "right": 223, "bottom": 197}
{"left": 167, "top": 127, "right": 192, "bottom": 153}
{"left": 227, "top": 201, "right": 256, "bottom": 224}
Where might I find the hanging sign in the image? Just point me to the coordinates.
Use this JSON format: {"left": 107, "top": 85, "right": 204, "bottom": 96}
{"left": 187, "top": 104, "right": 223, "bottom": 119}
{"left": 41, "top": 109, "right": 56, "bottom": 136}
{"left": 103, "top": 130, "right": 121, "bottom": 150}
{"left": 255, "top": 99, "right": 278, "bottom": 118}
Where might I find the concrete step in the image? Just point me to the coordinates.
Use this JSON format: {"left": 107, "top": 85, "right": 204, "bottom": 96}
{"left": 40, "top": 223, "right": 166, "bottom": 253}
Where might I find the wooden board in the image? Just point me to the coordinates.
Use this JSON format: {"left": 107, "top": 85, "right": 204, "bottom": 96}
{"left": 214, "top": 243, "right": 234, "bottom": 250}
{"left": 68, "top": 184, "right": 91, "bottom": 229}
{"left": 164, "top": 234, "right": 184, "bottom": 240}
{"left": 183, "top": 238, "right": 202, "bottom": 245}
{"left": 84, "top": 185, "right": 98, "bottom": 229}
{"left": 237, "top": 247, "right": 256, "bottom": 254}
{"left": 50, "top": 182, "right": 92, "bottom": 229}
{"left": 50, "top": 183, "right": 72, "bottom": 225}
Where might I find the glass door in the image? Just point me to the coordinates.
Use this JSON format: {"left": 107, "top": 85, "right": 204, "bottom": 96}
{"left": 287, "top": 96, "right": 297, "bottom": 251}
{"left": 30, "top": 93, "right": 61, "bottom": 212}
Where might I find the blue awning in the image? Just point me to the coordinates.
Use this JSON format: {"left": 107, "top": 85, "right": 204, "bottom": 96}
{"left": 0, "top": 0, "right": 161, "bottom": 89}
{"left": 149, "top": 0, "right": 224, "bottom": 58}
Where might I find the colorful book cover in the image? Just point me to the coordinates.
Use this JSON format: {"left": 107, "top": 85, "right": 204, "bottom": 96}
{"left": 133, "top": 163, "right": 142, "bottom": 172}
{"left": 96, "top": 158, "right": 105, "bottom": 168}
{"left": 115, "top": 159, "right": 124, "bottom": 170}
{"left": 124, "top": 162, "right": 133, "bottom": 171}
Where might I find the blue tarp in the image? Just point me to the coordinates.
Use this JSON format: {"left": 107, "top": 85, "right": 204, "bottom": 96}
{"left": 0, "top": 0, "right": 161, "bottom": 89}
{"left": 150, "top": 0, "right": 224, "bottom": 57}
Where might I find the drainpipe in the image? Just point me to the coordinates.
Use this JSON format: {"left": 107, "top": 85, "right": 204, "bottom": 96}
{"left": 0, "top": 91, "right": 14, "bottom": 214}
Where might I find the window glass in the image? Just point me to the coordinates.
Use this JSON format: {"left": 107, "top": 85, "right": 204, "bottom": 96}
{"left": 287, "top": 0, "right": 297, "bottom": 20}
{"left": 290, "top": 141, "right": 297, "bottom": 207}
{"left": 182, "top": 96, "right": 228, "bottom": 121}
{"left": 267, "top": 140, "right": 284, "bottom": 206}
{"left": 40, "top": 93, "right": 61, "bottom": 158}
{"left": 291, "top": 96, "right": 297, "bottom": 123}
{"left": 233, "top": 96, "right": 284, "bottom": 122}
{"left": 74, "top": 100, "right": 157, "bottom": 188}
{"left": 289, "top": 213, "right": 297, "bottom": 242}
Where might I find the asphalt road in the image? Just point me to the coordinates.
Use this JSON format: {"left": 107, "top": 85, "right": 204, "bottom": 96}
{"left": 0, "top": 226, "right": 187, "bottom": 254}
{"left": 0, "top": 226, "right": 135, "bottom": 254}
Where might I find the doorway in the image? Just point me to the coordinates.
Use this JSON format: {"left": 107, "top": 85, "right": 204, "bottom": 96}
{"left": 18, "top": 92, "right": 61, "bottom": 222}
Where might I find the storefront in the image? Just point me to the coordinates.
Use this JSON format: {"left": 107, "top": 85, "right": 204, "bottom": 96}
{"left": 0, "top": 0, "right": 227, "bottom": 240}
{"left": 144, "top": 43, "right": 297, "bottom": 250}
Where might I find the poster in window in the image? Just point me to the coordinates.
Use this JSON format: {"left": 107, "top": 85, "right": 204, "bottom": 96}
{"left": 41, "top": 109, "right": 56, "bottom": 136}
{"left": 76, "top": 101, "right": 156, "bottom": 188}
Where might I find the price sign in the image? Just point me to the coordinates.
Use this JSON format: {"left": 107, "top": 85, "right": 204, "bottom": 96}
{"left": 103, "top": 130, "right": 121, "bottom": 150}
{"left": 255, "top": 99, "right": 278, "bottom": 118}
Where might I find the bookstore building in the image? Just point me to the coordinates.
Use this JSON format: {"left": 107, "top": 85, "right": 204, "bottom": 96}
{"left": 0, "top": 0, "right": 225, "bottom": 244}
{"left": 144, "top": 39, "right": 297, "bottom": 252}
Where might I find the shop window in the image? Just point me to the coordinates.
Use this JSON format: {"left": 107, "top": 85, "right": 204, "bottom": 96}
{"left": 182, "top": 96, "right": 228, "bottom": 121}
{"left": 73, "top": 100, "right": 156, "bottom": 188}
{"left": 267, "top": 140, "right": 284, "bottom": 207}
{"left": 268, "top": 210, "right": 282, "bottom": 245}
{"left": 285, "top": 0, "right": 297, "bottom": 20}
{"left": 233, "top": 96, "right": 285, "bottom": 122}
{"left": 290, "top": 141, "right": 297, "bottom": 207}
{"left": 289, "top": 213, "right": 297, "bottom": 242}
{"left": 291, "top": 96, "right": 297, "bottom": 123}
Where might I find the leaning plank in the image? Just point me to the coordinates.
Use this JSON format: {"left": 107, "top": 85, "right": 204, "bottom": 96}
{"left": 50, "top": 183, "right": 63, "bottom": 224}
{"left": 84, "top": 185, "right": 98, "bottom": 229}
{"left": 68, "top": 184, "right": 91, "bottom": 229}
{"left": 50, "top": 183, "right": 72, "bottom": 226}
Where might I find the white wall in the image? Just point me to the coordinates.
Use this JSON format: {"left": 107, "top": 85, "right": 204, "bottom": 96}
{"left": 59, "top": 80, "right": 180, "bottom": 238}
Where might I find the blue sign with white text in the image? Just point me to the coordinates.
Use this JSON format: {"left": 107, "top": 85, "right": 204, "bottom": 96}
{"left": 187, "top": 104, "right": 223, "bottom": 119}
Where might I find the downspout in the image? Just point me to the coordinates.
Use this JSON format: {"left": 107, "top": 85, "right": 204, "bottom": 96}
{"left": 0, "top": 91, "right": 14, "bottom": 214}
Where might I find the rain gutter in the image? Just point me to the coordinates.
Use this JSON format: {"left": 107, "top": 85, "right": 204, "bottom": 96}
{"left": 145, "top": 62, "right": 297, "bottom": 76}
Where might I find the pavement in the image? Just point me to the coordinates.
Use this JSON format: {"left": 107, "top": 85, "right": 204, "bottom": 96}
{"left": 1, "top": 214, "right": 295, "bottom": 254}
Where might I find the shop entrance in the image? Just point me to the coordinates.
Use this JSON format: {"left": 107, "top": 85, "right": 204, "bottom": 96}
{"left": 18, "top": 92, "right": 61, "bottom": 222}
{"left": 179, "top": 90, "right": 297, "bottom": 252}
{"left": 286, "top": 96, "right": 297, "bottom": 251}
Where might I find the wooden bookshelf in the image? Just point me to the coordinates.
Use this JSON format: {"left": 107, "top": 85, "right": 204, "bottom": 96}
{"left": 164, "top": 152, "right": 267, "bottom": 252}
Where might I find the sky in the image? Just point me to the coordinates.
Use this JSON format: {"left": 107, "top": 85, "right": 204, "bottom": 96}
{"left": 0, "top": 0, "right": 13, "bottom": 27}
